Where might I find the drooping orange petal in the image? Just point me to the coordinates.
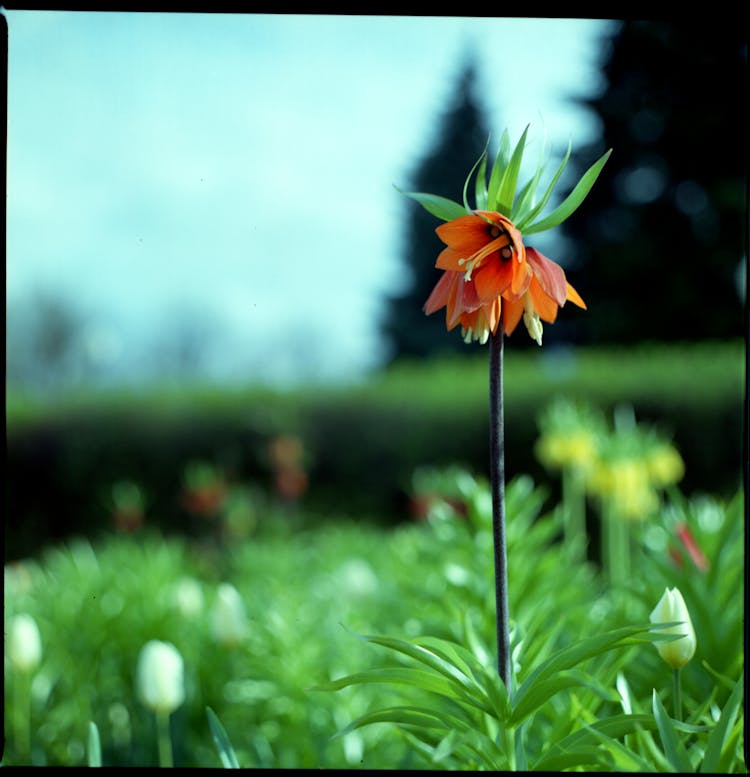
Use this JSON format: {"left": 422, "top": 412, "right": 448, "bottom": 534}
{"left": 473, "top": 258, "right": 514, "bottom": 301}
{"left": 445, "top": 274, "right": 467, "bottom": 328}
{"left": 526, "top": 247, "right": 567, "bottom": 307}
{"left": 436, "top": 213, "right": 494, "bottom": 251}
{"left": 461, "top": 276, "right": 481, "bottom": 312}
{"left": 509, "top": 259, "right": 532, "bottom": 298}
{"left": 424, "top": 270, "right": 466, "bottom": 330}
{"left": 507, "top": 225, "right": 526, "bottom": 266}
{"left": 528, "top": 276, "right": 559, "bottom": 323}
{"left": 566, "top": 282, "right": 587, "bottom": 309}
{"left": 501, "top": 295, "right": 524, "bottom": 336}
{"left": 423, "top": 270, "right": 455, "bottom": 315}
{"left": 486, "top": 297, "right": 501, "bottom": 334}
{"left": 435, "top": 246, "right": 468, "bottom": 271}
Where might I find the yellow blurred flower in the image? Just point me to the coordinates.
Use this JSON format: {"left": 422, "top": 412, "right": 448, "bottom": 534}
{"left": 644, "top": 444, "right": 685, "bottom": 487}
{"left": 588, "top": 458, "right": 658, "bottom": 521}
{"left": 535, "top": 430, "right": 598, "bottom": 472}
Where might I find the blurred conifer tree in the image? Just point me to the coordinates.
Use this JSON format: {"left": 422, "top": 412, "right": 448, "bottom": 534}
{"left": 380, "top": 56, "right": 492, "bottom": 361}
{"left": 562, "top": 20, "right": 747, "bottom": 344}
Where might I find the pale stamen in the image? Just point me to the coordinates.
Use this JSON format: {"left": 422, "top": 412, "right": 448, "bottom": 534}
{"left": 522, "top": 293, "right": 543, "bottom": 346}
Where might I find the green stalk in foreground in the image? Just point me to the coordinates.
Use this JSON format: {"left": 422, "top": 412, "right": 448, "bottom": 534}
{"left": 156, "top": 710, "right": 174, "bottom": 768}
{"left": 673, "top": 668, "right": 683, "bottom": 722}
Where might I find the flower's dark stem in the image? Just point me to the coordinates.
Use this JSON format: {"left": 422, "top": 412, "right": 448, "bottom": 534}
{"left": 489, "top": 329, "right": 511, "bottom": 689}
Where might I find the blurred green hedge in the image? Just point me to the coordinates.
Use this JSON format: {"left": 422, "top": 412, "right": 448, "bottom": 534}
{"left": 6, "top": 340, "right": 744, "bottom": 561}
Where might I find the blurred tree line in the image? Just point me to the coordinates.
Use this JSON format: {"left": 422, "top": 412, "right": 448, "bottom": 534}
{"left": 6, "top": 290, "right": 220, "bottom": 393}
{"left": 381, "top": 20, "right": 747, "bottom": 359}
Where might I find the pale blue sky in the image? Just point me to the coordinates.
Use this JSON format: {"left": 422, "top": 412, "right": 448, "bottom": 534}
{"left": 5, "top": 11, "right": 617, "bottom": 386}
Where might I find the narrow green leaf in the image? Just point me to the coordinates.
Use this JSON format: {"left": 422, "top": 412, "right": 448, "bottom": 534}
{"left": 511, "top": 168, "right": 544, "bottom": 224}
{"left": 346, "top": 706, "right": 448, "bottom": 732}
{"left": 316, "top": 630, "right": 499, "bottom": 718}
{"left": 651, "top": 689, "right": 693, "bottom": 772}
{"left": 532, "top": 713, "right": 656, "bottom": 771}
{"left": 333, "top": 704, "right": 467, "bottom": 741}
{"left": 716, "top": 717, "right": 745, "bottom": 772}
{"left": 362, "top": 633, "right": 492, "bottom": 710}
{"left": 403, "top": 725, "right": 506, "bottom": 771}
{"left": 700, "top": 676, "right": 744, "bottom": 773}
{"left": 395, "top": 187, "right": 468, "bottom": 221}
{"left": 495, "top": 124, "right": 529, "bottom": 215}
{"left": 487, "top": 130, "right": 510, "bottom": 211}
{"left": 416, "top": 636, "right": 509, "bottom": 720}
{"left": 87, "top": 721, "right": 102, "bottom": 768}
{"left": 474, "top": 153, "right": 489, "bottom": 211}
{"left": 461, "top": 138, "right": 490, "bottom": 212}
{"left": 312, "top": 666, "right": 476, "bottom": 705}
{"left": 206, "top": 706, "right": 241, "bottom": 769}
{"left": 584, "top": 724, "right": 655, "bottom": 772}
{"left": 432, "top": 729, "right": 459, "bottom": 763}
{"left": 523, "top": 148, "right": 611, "bottom": 235}
{"left": 511, "top": 133, "right": 549, "bottom": 222}
{"left": 413, "top": 636, "right": 483, "bottom": 685}
{"left": 512, "top": 623, "right": 661, "bottom": 718}
{"left": 514, "top": 720, "right": 528, "bottom": 771}
{"left": 701, "top": 659, "right": 740, "bottom": 692}
{"left": 533, "top": 746, "right": 614, "bottom": 772}
{"left": 510, "top": 669, "right": 618, "bottom": 725}
{"left": 400, "top": 730, "right": 441, "bottom": 765}
{"left": 616, "top": 671, "right": 635, "bottom": 714}
{"left": 515, "top": 139, "right": 571, "bottom": 231}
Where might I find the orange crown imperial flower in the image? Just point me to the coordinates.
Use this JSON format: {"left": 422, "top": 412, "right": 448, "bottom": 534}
{"left": 400, "top": 126, "right": 610, "bottom": 345}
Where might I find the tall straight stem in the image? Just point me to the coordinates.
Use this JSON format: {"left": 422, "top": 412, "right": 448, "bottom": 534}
{"left": 489, "top": 330, "right": 511, "bottom": 689}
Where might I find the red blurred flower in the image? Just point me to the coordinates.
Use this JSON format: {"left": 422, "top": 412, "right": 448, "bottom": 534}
{"left": 113, "top": 506, "right": 144, "bottom": 533}
{"left": 181, "top": 485, "right": 226, "bottom": 517}
{"left": 409, "top": 493, "right": 467, "bottom": 521}
{"left": 672, "top": 521, "right": 710, "bottom": 572}
{"left": 268, "top": 435, "right": 309, "bottom": 502}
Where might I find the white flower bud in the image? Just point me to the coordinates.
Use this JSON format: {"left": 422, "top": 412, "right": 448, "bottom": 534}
{"left": 171, "top": 577, "right": 204, "bottom": 619}
{"left": 211, "top": 583, "right": 248, "bottom": 646}
{"left": 649, "top": 587, "right": 696, "bottom": 669}
{"left": 6, "top": 613, "right": 42, "bottom": 673}
{"left": 136, "top": 640, "right": 185, "bottom": 714}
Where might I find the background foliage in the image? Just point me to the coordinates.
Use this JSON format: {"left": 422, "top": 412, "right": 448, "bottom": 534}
{"left": 564, "top": 19, "right": 747, "bottom": 345}
{"left": 6, "top": 340, "right": 743, "bottom": 561}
